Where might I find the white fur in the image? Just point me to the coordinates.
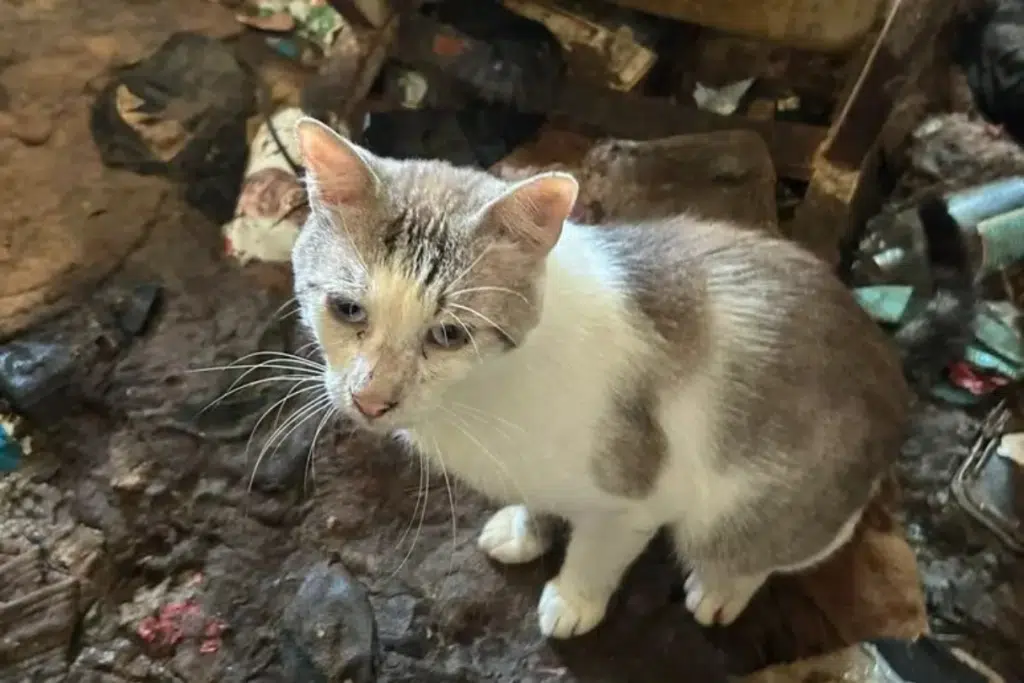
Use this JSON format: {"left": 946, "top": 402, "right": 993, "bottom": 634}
{"left": 402, "top": 223, "right": 842, "bottom": 637}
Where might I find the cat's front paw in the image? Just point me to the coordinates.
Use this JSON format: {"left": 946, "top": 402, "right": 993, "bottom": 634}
{"left": 478, "top": 505, "right": 551, "bottom": 565}
{"left": 684, "top": 570, "right": 766, "bottom": 626}
{"left": 538, "top": 578, "right": 608, "bottom": 638}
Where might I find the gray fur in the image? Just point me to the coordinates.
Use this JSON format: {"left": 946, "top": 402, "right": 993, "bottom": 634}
{"left": 591, "top": 386, "right": 668, "bottom": 499}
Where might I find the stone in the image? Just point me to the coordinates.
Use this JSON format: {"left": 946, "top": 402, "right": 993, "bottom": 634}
{"left": 280, "top": 561, "right": 380, "bottom": 683}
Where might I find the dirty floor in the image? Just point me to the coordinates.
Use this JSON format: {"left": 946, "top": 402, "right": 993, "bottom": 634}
{"left": 0, "top": 1, "right": 1022, "bottom": 682}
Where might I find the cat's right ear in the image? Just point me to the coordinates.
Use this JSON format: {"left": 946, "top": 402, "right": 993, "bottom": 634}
{"left": 295, "top": 117, "right": 380, "bottom": 208}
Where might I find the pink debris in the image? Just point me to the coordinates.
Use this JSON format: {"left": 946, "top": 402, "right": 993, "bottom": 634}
{"left": 948, "top": 360, "right": 1010, "bottom": 396}
{"left": 136, "top": 598, "right": 227, "bottom": 655}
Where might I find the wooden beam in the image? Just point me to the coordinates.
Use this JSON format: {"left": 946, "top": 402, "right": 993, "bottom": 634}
{"left": 788, "top": 0, "right": 959, "bottom": 263}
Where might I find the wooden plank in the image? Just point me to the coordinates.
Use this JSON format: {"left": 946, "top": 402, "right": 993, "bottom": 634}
{"left": 788, "top": 0, "right": 959, "bottom": 263}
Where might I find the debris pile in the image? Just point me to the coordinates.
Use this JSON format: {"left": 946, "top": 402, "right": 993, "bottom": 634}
{"left": 1, "top": 0, "right": 1024, "bottom": 681}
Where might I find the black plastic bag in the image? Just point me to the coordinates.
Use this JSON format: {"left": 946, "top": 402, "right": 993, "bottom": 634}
{"left": 90, "top": 32, "right": 257, "bottom": 223}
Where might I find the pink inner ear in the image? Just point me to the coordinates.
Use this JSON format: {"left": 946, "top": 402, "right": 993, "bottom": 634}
{"left": 490, "top": 173, "right": 579, "bottom": 254}
{"left": 295, "top": 119, "right": 375, "bottom": 207}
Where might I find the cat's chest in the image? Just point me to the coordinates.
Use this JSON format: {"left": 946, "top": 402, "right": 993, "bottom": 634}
{"left": 405, "top": 365, "right": 616, "bottom": 513}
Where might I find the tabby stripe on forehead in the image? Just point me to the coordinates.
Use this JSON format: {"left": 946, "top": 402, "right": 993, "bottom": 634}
{"left": 381, "top": 212, "right": 406, "bottom": 258}
{"left": 381, "top": 209, "right": 451, "bottom": 288}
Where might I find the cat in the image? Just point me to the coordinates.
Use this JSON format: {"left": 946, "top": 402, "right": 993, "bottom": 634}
{"left": 290, "top": 117, "right": 977, "bottom": 639}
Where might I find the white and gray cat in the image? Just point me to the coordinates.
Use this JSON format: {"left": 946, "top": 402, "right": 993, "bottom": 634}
{"left": 290, "top": 118, "right": 976, "bottom": 639}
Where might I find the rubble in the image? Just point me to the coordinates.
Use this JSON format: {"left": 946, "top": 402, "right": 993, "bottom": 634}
{"left": 2, "top": 0, "right": 1024, "bottom": 681}
{"left": 280, "top": 561, "right": 380, "bottom": 683}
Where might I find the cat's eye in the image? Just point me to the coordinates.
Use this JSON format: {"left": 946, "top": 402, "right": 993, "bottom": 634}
{"left": 327, "top": 297, "right": 366, "bottom": 324}
{"left": 427, "top": 324, "right": 469, "bottom": 349}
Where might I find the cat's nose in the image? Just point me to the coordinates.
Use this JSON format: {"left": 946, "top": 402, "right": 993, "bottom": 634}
{"left": 351, "top": 392, "right": 397, "bottom": 419}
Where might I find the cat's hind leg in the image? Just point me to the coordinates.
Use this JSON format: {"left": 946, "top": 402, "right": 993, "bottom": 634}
{"left": 683, "top": 569, "right": 768, "bottom": 626}
{"left": 478, "top": 504, "right": 552, "bottom": 564}
{"left": 674, "top": 505, "right": 864, "bottom": 627}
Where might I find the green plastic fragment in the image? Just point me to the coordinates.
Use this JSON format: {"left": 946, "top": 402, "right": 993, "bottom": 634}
{"left": 963, "top": 344, "right": 1022, "bottom": 380}
{"left": 972, "top": 309, "right": 1024, "bottom": 367}
{"left": 976, "top": 205, "right": 1024, "bottom": 275}
{"left": 854, "top": 286, "right": 914, "bottom": 324}
{"left": 930, "top": 382, "right": 985, "bottom": 405}
{"left": 0, "top": 425, "right": 21, "bottom": 472}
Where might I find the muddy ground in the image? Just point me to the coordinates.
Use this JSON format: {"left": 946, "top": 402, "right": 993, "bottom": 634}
{"left": 1, "top": 1, "right": 1022, "bottom": 682}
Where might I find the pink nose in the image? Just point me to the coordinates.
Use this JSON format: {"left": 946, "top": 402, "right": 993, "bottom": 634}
{"left": 351, "top": 393, "right": 396, "bottom": 419}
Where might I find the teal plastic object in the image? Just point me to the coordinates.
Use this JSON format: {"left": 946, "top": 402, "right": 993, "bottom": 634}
{"left": 976, "top": 205, "right": 1024, "bottom": 275}
{"left": 947, "top": 176, "right": 1024, "bottom": 225}
{"left": 854, "top": 285, "right": 914, "bottom": 324}
{"left": 0, "top": 424, "right": 21, "bottom": 472}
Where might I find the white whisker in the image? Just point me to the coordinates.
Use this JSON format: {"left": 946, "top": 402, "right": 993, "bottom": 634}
{"left": 200, "top": 374, "right": 320, "bottom": 416}
{"left": 447, "top": 285, "right": 530, "bottom": 305}
{"left": 430, "top": 434, "right": 459, "bottom": 606}
{"left": 302, "top": 404, "right": 337, "bottom": 494}
{"left": 445, "top": 245, "right": 493, "bottom": 292}
{"left": 444, "top": 311, "right": 481, "bottom": 361}
{"left": 447, "top": 303, "right": 515, "bottom": 344}
{"left": 248, "top": 395, "right": 332, "bottom": 494}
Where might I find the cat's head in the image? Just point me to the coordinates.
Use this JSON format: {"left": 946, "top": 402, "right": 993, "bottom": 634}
{"left": 291, "top": 118, "right": 578, "bottom": 431}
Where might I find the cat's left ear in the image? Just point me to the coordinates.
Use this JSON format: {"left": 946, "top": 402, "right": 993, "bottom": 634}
{"left": 481, "top": 172, "right": 579, "bottom": 255}
{"left": 295, "top": 116, "right": 380, "bottom": 208}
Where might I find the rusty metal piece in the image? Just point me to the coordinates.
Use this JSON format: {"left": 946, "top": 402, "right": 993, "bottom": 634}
{"left": 952, "top": 399, "right": 1024, "bottom": 553}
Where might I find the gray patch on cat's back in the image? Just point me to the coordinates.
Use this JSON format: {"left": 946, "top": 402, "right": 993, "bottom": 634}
{"left": 591, "top": 389, "right": 667, "bottom": 499}
{"left": 592, "top": 223, "right": 711, "bottom": 382}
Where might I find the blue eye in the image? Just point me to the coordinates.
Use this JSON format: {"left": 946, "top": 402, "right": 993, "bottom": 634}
{"left": 328, "top": 297, "right": 366, "bottom": 324}
{"left": 428, "top": 324, "right": 469, "bottom": 349}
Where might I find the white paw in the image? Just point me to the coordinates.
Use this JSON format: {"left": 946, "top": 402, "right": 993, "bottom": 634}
{"left": 477, "top": 505, "right": 550, "bottom": 565}
{"left": 684, "top": 570, "right": 766, "bottom": 626}
{"left": 537, "top": 578, "right": 607, "bottom": 639}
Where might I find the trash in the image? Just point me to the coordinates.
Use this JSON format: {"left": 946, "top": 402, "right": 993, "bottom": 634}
{"left": 90, "top": 32, "right": 256, "bottom": 223}
{"left": 394, "top": 3, "right": 565, "bottom": 110}
{"left": 693, "top": 77, "right": 756, "bottom": 116}
{"left": 952, "top": 400, "right": 1024, "bottom": 554}
{"left": 391, "top": 7, "right": 824, "bottom": 181}
{"left": 857, "top": 289, "right": 1022, "bottom": 404}
{"left": 955, "top": 0, "right": 1024, "bottom": 143}
{"left": 223, "top": 107, "right": 310, "bottom": 266}
{"left": 857, "top": 178, "right": 1024, "bottom": 288}
{"left": 741, "top": 638, "right": 1005, "bottom": 682}
{"left": 0, "top": 339, "right": 77, "bottom": 420}
{"left": 0, "top": 418, "right": 22, "bottom": 472}
{"left": 127, "top": 574, "right": 228, "bottom": 657}
{"left": 240, "top": 0, "right": 349, "bottom": 59}
{"left": 137, "top": 599, "right": 227, "bottom": 655}
{"left": 280, "top": 561, "right": 380, "bottom": 683}
{"left": 0, "top": 283, "right": 163, "bottom": 420}
{"left": 854, "top": 285, "right": 916, "bottom": 325}
{"left": 300, "top": 14, "right": 396, "bottom": 132}
{"left": 998, "top": 432, "right": 1024, "bottom": 466}
{"left": 501, "top": 0, "right": 660, "bottom": 91}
